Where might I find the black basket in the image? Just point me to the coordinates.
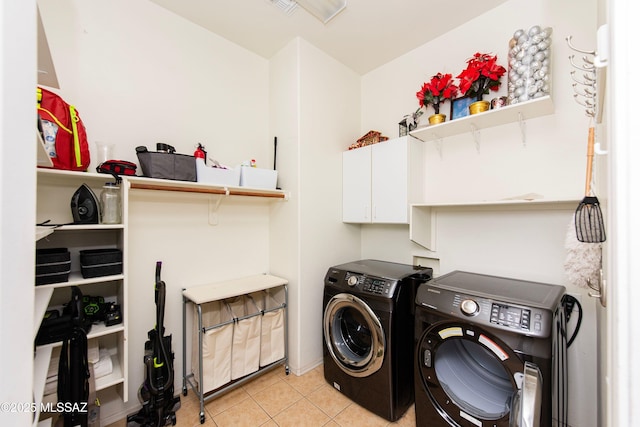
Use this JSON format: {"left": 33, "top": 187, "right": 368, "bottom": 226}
{"left": 36, "top": 248, "right": 71, "bottom": 285}
{"left": 80, "top": 249, "right": 123, "bottom": 278}
{"left": 137, "top": 151, "right": 196, "bottom": 181}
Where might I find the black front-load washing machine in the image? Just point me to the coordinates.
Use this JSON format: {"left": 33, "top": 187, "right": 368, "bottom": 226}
{"left": 414, "top": 271, "right": 568, "bottom": 427}
{"left": 323, "top": 259, "right": 433, "bottom": 421}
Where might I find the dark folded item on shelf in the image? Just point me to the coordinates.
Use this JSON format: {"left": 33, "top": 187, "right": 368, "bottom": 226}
{"left": 36, "top": 248, "right": 71, "bottom": 285}
{"left": 80, "top": 249, "right": 123, "bottom": 278}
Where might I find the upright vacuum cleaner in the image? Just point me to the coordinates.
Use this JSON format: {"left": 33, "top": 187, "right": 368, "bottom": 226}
{"left": 127, "top": 262, "right": 180, "bottom": 426}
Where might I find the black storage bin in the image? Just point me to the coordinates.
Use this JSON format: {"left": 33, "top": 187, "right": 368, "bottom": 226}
{"left": 80, "top": 248, "right": 123, "bottom": 278}
{"left": 36, "top": 248, "right": 71, "bottom": 285}
{"left": 137, "top": 151, "right": 196, "bottom": 181}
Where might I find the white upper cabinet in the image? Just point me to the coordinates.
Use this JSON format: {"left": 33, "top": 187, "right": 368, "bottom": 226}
{"left": 343, "top": 136, "right": 424, "bottom": 224}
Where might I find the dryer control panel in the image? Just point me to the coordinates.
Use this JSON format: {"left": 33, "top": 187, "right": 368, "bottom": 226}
{"left": 417, "top": 285, "right": 554, "bottom": 338}
{"left": 345, "top": 273, "right": 397, "bottom": 297}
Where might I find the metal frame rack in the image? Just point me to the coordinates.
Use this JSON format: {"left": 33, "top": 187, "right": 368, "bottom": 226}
{"left": 181, "top": 274, "right": 289, "bottom": 424}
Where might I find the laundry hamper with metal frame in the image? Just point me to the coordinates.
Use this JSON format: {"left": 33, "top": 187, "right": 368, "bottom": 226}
{"left": 253, "top": 288, "right": 286, "bottom": 367}
{"left": 227, "top": 295, "right": 261, "bottom": 380}
{"left": 191, "top": 300, "right": 233, "bottom": 393}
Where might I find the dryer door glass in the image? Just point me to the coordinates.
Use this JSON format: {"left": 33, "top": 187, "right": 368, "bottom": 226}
{"left": 323, "top": 293, "right": 385, "bottom": 377}
{"left": 434, "top": 338, "right": 513, "bottom": 419}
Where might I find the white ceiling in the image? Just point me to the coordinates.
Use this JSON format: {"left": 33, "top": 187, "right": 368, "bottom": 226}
{"left": 148, "top": 0, "right": 509, "bottom": 75}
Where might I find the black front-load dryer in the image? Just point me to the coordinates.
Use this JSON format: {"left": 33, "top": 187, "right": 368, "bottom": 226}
{"left": 323, "top": 259, "right": 432, "bottom": 422}
{"left": 414, "top": 271, "right": 568, "bottom": 427}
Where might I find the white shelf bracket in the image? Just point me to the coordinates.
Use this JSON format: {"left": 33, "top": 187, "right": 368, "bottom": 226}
{"left": 470, "top": 124, "right": 481, "bottom": 153}
{"left": 208, "top": 194, "right": 226, "bottom": 225}
{"left": 518, "top": 112, "right": 527, "bottom": 147}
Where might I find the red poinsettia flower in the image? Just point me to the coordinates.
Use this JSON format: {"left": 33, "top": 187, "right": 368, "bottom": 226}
{"left": 416, "top": 73, "right": 459, "bottom": 114}
{"left": 456, "top": 52, "right": 506, "bottom": 101}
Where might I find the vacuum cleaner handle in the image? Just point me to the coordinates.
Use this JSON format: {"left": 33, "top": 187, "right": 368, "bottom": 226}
{"left": 155, "top": 262, "right": 162, "bottom": 303}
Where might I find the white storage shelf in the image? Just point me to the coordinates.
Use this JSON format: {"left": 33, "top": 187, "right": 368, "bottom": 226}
{"left": 409, "top": 96, "right": 553, "bottom": 142}
{"left": 182, "top": 274, "right": 289, "bottom": 425}
{"left": 34, "top": 168, "right": 129, "bottom": 427}
{"left": 126, "top": 175, "right": 288, "bottom": 199}
{"left": 410, "top": 198, "right": 580, "bottom": 251}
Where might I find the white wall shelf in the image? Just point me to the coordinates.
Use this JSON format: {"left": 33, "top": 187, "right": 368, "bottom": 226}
{"left": 409, "top": 96, "right": 554, "bottom": 146}
{"left": 410, "top": 198, "right": 579, "bottom": 251}
{"left": 37, "top": 169, "right": 289, "bottom": 200}
{"left": 127, "top": 176, "right": 288, "bottom": 200}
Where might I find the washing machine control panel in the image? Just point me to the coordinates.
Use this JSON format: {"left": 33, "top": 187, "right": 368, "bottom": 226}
{"left": 417, "top": 286, "right": 553, "bottom": 338}
{"left": 344, "top": 273, "right": 397, "bottom": 297}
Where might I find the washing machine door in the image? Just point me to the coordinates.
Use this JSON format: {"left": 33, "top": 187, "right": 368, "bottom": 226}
{"left": 416, "top": 321, "right": 543, "bottom": 427}
{"left": 510, "top": 362, "right": 543, "bottom": 427}
{"left": 323, "top": 293, "right": 385, "bottom": 377}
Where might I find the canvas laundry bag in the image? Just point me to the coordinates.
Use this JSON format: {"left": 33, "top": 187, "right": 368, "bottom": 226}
{"left": 192, "top": 300, "right": 233, "bottom": 393}
{"left": 253, "top": 290, "right": 285, "bottom": 367}
{"left": 227, "top": 295, "right": 261, "bottom": 380}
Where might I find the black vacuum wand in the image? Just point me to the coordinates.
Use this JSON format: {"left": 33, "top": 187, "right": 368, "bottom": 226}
{"left": 127, "top": 262, "right": 180, "bottom": 427}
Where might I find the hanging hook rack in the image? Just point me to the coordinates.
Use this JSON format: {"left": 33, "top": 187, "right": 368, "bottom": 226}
{"left": 566, "top": 31, "right": 607, "bottom": 122}
{"left": 569, "top": 55, "right": 595, "bottom": 72}
{"left": 565, "top": 35, "right": 596, "bottom": 55}
{"left": 570, "top": 71, "right": 595, "bottom": 86}
{"left": 572, "top": 84, "right": 596, "bottom": 99}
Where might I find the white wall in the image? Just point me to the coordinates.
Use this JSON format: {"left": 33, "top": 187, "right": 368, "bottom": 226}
{"left": 297, "top": 39, "right": 362, "bottom": 371}
{"left": 359, "top": 0, "right": 598, "bottom": 426}
{"left": 269, "top": 38, "right": 362, "bottom": 374}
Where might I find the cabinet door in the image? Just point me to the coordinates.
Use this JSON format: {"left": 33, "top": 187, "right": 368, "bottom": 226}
{"left": 343, "top": 146, "right": 372, "bottom": 223}
{"left": 371, "top": 138, "right": 408, "bottom": 223}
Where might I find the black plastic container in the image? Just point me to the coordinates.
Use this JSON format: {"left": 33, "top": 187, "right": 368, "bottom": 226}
{"left": 36, "top": 248, "right": 71, "bottom": 285}
{"left": 80, "top": 248, "right": 123, "bottom": 278}
{"left": 136, "top": 149, "right": 196, "bottom": 181}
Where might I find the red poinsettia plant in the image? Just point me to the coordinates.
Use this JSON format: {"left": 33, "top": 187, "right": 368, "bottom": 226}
{"left": 416, "top": 73, "right": 459, "bottom": 115}
{"left": 457, "top": 52, "right": 507, "bottom": 101}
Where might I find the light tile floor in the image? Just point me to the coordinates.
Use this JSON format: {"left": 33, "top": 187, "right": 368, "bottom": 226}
{"left": 106, "top": 364, "right": 416, "bottom": 427}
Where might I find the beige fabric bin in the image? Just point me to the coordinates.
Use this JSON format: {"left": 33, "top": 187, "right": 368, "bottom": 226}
{"left": 227, "top": 295, "right": 261, "bottom": 380}
{"left": 192, "top": 300, "right": 233, "bottom": 393}
{"left": 254, "top": 289, "right": 285, "bottom": 367}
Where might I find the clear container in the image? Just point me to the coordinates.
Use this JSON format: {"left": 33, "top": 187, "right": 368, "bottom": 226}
{"left": 507, "top": 25, "right": 552, "bottom": 105}
{"left": 95, "top": 141, "right": 114, "bottom": 165}
{"left": 100, "top": 182, "right": 121, "bottom": 224}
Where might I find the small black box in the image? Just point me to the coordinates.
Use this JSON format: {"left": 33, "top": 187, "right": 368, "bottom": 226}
{"left": 80, "top": 248, "right": 123, "bottom": 278}
{"left": 36, "top": 248, "right": 71, "bottom": 285}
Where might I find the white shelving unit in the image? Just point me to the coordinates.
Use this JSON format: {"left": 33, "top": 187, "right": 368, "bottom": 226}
{"left": 34, "top": 169, "right": 129, "bottom": 426}
{"left": 405, "top": 95, "right": 565, "bottom": 252}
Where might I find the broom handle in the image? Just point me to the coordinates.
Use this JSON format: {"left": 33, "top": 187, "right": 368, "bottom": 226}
{"left": 585, "top": 126, "right": 595, "bottom": 196}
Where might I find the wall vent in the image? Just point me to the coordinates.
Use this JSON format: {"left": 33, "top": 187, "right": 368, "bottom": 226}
{"left": 270, "top": 0, "right": 298, "bottom": 14}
